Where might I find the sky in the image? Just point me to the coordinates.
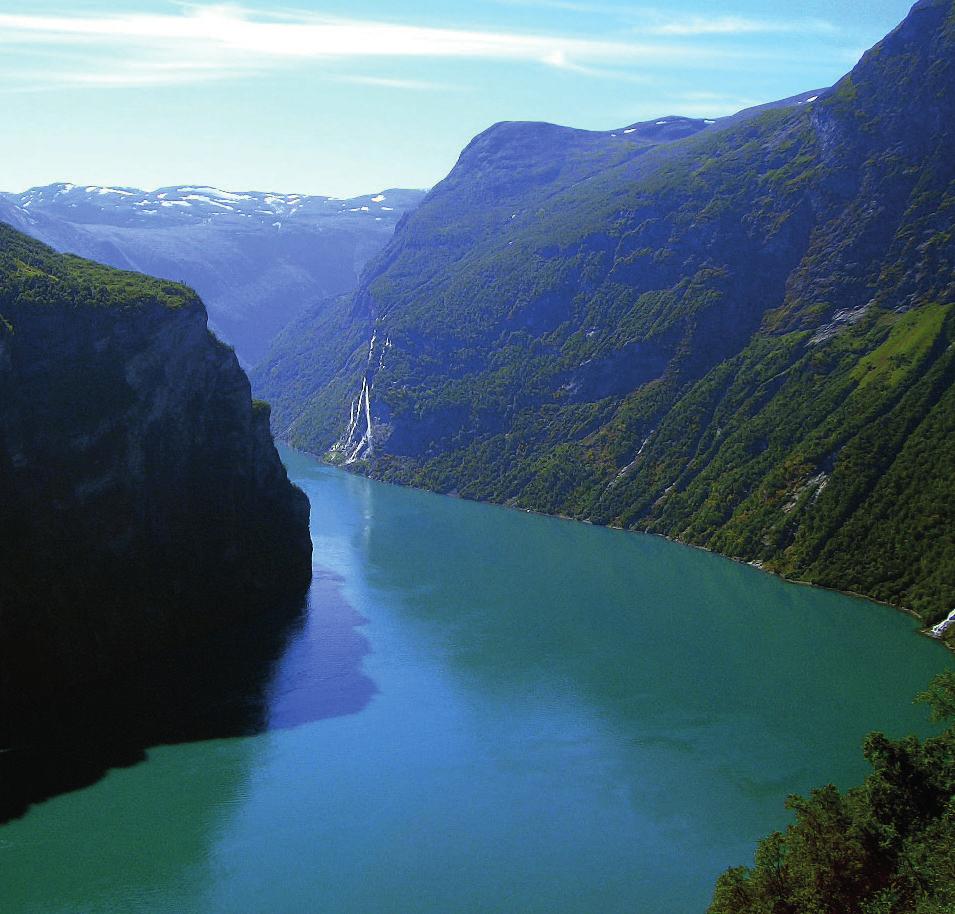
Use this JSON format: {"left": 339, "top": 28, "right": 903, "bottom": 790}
{"left": 0, "top": 0, "right": 918, "bottom": 197}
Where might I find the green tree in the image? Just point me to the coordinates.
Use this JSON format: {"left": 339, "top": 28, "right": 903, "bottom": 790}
{"left": 709, "top": 672, "right": 955, "bottom": 914}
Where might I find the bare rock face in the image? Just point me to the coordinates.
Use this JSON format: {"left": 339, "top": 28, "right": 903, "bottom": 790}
{"left": 0, "top": 224, "right": 312, "bottom": 710}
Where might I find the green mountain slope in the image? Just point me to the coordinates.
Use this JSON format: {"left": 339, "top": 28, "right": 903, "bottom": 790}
{"left": 259, "top": 0, "right": 955, "bottom": 638}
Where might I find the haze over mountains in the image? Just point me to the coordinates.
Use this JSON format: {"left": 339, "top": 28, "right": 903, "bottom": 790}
{"left": 254, "top": 0, "right": 955, "bottom": 637}
{"left": 0, "top": 183, "right": 425, "bottom": 365}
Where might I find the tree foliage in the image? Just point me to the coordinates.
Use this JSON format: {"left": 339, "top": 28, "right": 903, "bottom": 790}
{"left": 709, "top": 672, "right": 955, "bottom": 914}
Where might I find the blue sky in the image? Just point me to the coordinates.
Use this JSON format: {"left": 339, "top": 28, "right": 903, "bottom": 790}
{"left": 0, "top": 0, "right": 916, "bottom": 196}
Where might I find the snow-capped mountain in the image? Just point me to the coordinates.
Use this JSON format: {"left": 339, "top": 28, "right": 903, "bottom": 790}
{"left": 0, "top": 184, "right": 426, "bottom": 365}
{"left": 4, "top": 183, "right": 421, "bottom": 229}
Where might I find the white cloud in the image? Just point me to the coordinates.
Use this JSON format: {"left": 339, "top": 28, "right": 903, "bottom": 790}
{"left": 486, "top": 1, "right": 840, "bottom": 37}
{"left": 645, "top": 16, "right": 839, "bottom": 37}
{"left": 0, "top": 3, "right": 735, "bottom": 89}
{"left": 333, "top": 75, "right": 459, "bottom": 92}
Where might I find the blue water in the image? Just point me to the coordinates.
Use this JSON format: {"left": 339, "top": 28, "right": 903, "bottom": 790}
{"left": 0, "top": 446, "right": 950, "bottom": 913}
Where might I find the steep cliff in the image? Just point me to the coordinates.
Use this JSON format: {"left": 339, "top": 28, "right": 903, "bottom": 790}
{"left": 264, "top": 0, "right": 955, "bottom": 633}
{"left": 0, "top": 224, "right": 312, "bottom": 710}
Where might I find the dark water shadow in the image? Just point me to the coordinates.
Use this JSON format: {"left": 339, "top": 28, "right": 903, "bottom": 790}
{"left": 0, "top": 568, "right": 376, "bottom": 824}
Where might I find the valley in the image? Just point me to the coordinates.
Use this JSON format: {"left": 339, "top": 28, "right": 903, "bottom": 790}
{"left": 254, "top": 0, "right": 955, "bottom": 647}
{"left": 0, "top": 182, "right": 425, "bottom": 365}
{"left": 2, "top": 1, "right": 954, "bottom": 911}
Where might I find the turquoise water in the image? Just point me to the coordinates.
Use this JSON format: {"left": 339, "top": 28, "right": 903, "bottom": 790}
{"left": 1, "top": 446, "right": 950, "bottom": 913}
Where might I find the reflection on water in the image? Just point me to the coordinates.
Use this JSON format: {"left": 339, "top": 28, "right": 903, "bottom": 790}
{"left": 0, "top": 568, "right": 375, "bottom": 823}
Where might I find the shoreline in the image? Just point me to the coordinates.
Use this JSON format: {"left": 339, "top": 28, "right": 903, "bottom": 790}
{"left": 283, "top": 441, "right": 955, "bottom": 657}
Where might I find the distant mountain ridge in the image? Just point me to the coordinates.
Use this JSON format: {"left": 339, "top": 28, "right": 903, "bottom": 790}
{"left": 0, "top": 182, "right": 422, "bottom": 228}
{"left": 254, "top": 0, "right": 955, "bottom": 639}
{"left": 0, "top": 183, "right": 426, "bottom": 364}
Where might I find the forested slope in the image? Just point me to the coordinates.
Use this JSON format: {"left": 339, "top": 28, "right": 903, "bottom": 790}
{"left": 262, "top": 0, "right": 955, "bottom": 637}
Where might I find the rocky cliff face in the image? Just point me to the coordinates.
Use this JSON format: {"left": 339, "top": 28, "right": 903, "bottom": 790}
{"left": 0, "top": 224, "right": 312, "bottom": 711}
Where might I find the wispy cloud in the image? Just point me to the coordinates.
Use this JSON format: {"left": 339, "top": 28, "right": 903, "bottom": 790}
{"left": 487, "top": 1, "right": 841, "bottom": 38}
{"left": 333, "top": 75, "right": 460, "bottom": 92}
{"left": 644, "top": 15, "right": 839, "bottom": 37}
{"left": 665, "top": 90, "right": 762, "bottom": 116}
{"left": 487, "top": 0, "right": 627, "bottom": 13}
{"left": 0, "top": 2, "right": 745, "bottom": 89}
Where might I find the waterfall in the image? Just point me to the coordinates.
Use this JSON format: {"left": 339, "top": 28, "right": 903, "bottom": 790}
{"left": 930, "top": 608, "right": 955, "bottom": 639}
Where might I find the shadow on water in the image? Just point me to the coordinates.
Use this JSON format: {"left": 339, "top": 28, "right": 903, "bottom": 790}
{"left": 0, "top": 568, "right": 376, "bottom": 824}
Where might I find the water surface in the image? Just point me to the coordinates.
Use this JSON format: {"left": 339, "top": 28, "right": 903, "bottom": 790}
{"left": 1, "top": 446, "right": 950, "bottom": 913}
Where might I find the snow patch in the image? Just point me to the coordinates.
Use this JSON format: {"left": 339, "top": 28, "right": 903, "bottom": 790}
{"left": 371, "top": 194, "right": 386, "bottom": 203}
{"left": 206, "top": 188, "right": 253, "bottom": 201}
{"left": 183, "top": 194, "right": 234, "bottom": 209}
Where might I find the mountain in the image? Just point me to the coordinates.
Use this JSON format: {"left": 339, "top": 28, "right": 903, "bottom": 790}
{"left": 255, "top": 0, "right": 955, "bottom": 640}
{"left": 0, "top": 223, "right": 312, "bottom": 716}
{"left": 0, "top": 183, "right": 426, "bottom": 365}
{"left": 252, "top": 92, "right": 823, "bottom": 453}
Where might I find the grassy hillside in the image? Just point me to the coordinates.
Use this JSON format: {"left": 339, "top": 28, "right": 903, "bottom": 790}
{"left": 0, "top": 222, "right": 198, "bottom": 317}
